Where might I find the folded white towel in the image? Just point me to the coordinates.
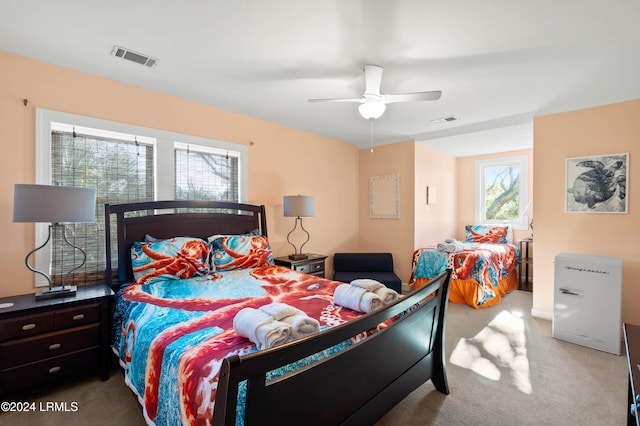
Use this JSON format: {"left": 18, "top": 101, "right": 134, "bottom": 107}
{"left": 351, "top": 279, "right": 398, "bottom": 305}
{"left": 333, "top": 283, "right": 383, "bottom": 313}
{"left": 259, "top": 302, "right": 320, "bottom": 339}
{"left": 259, "top": 302, "right": 304, "bottom": 321}
{"left": 350, "top": 278, "right": 385, "bottom": 292}
{"left": 233, "top": 308, "right": 291, "bottom": 350}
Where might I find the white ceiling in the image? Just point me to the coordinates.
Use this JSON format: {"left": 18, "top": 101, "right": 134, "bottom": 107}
{"left": 2, "top": 1, "right": 639, "bottom": 157}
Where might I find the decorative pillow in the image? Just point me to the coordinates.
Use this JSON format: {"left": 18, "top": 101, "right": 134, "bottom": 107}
{"left": 465, "top": 225, "right": 509, "bottom": 244}
{"left": 206, "top": 229, "right": 261, "bottom": 242}
{"left": 131, "top": 237, "right": 211, "bottom": 284}
{"left": 209, "top": 234, "right": 274, "bottom": 271}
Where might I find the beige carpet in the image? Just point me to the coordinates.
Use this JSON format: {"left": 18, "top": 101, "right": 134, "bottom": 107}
{"left": 377, "top": 289, "right": 628, "bottom": 426}
{"left": 0, "top": 290, "right": 628, "bottom": 425}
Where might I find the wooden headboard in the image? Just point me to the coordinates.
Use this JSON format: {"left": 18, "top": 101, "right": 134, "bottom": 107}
{"left": 104, "top": 200, "right": 267, "bottom": 289}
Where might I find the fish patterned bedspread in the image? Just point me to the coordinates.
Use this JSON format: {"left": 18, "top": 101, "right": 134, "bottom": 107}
{"left": 111, "top": 265, "right": 365, "bottom": 426}
{"left": 409, "top": 243, "right": 517, "bottom": 306}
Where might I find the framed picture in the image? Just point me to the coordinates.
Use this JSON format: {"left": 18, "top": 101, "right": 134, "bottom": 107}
{"left": 565, "top": 153, "right": 628, "bottom": 213}
{"left": 370, "top": 174, "right": 400, "bottom": 219}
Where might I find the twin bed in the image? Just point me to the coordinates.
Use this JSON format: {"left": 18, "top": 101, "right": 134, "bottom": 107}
{"left": 409, "top": 225, "right": 519, "bottom": 309}
{"left": 104, "top": 200, "right": 452, "bottom": 425}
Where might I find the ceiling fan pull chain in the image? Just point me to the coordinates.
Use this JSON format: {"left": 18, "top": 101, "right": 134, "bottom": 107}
{"left": 370, "top": 119, "right": 374, "bottom": 153}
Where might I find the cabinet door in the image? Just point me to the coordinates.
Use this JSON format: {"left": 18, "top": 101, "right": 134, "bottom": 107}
{"left": 552, "top": 254, "right": 622, "bottom": 355}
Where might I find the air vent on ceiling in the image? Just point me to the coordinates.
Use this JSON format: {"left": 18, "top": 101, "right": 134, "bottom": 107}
{"left": 111, "top": 46, "right": 158, "bottom": 68}
{"left": 431, "top": 116, "right": 459, "bottom": 124}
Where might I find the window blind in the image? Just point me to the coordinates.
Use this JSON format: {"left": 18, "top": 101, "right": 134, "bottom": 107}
{"left": 174, "top": 144, "right": 239, "bottom": 202}
{"left": 50, "top": 129, "right": 154, "bottom": 285}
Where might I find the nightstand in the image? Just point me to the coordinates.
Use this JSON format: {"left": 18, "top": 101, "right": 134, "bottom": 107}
{"left": 274, "top": 254, "right": 327, "bottom": 278}
{"left": 0, "top": 283, "right": 114, "bottom": 396}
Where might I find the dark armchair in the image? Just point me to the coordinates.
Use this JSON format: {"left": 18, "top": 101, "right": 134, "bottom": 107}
{"left": 333, "top": 252, "right": 402, "bottom": 293}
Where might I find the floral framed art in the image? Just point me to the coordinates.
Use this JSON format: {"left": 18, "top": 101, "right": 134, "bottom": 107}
{"left": 565, "top": 152, "right": 628, "bottom": 213}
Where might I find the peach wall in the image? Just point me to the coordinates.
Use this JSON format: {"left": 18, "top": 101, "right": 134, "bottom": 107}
{"left": 534, "top": 100, "right": 640, "bottom": 325}
{"left": 358, "top": 141, "right": 416, "bottom": 283}
{"left": 414, "top": 144, "right": 457, "bottom": 248}
{"left": 456, "top": 149, "right": 534, "bottom": 243}
{"left": 0, "top": 50, "right": 359, "bottom": 297}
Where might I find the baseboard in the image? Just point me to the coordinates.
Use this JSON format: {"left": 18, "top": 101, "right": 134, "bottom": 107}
{"left": 531, "top": 308, "right": 553, "bottom": 321}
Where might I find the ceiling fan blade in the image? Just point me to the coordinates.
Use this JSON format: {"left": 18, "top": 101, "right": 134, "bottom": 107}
{"left": 308, "top": 97, "right": 363, "bottom": 103}
{"left": 363, "top": 65, "right": 383, "bottom": 95}
{"left": 384, "top": 91, "right": 442, "bottom": 103}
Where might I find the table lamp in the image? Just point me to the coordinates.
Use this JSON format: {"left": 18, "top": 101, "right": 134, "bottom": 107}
{"left": 283, "top": 195, "right": 315, "bottom": 260}
{"left": 13, "top": 184, "right": 96, "bottom": 300}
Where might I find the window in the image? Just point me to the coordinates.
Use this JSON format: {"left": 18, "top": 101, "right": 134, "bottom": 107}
{"left": 35, "top": 109, "right": 247, "bottom": 286}
{"left": 174, "top": 142, "right": 239, "bottom": 201}
{"left": 475, "top": 155, "right": 529, "bottom": 230}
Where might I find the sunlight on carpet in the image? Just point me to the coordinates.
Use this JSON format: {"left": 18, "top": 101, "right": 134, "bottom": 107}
{"left": 449, "top": 309, "right": 531, "bottom": 394}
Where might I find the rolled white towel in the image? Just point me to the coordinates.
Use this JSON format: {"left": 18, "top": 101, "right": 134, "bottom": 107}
{"left": 438, "top": 238, "right": 460, "bottom": 252}
{"left": 233, "top": 307, "right": 291, "bottom": 350}
{"left": 259, "top": 302, "right": 320, "bottom": 339}
{"left": 282, "top": 314, "right": 320, "bottom": 340}
{"left": 443, "top": 240, "right": 464, "bottom": 253}
{"left": 351, "top": 279, "right": 398, "bottom": 305}
{"left": 374, "top": 287, "right": 399, "bottom": 305}
{"left": 333, "top": 283, "right": 383, "bottom": 313}
{"left": 350, "top": 278, "right": 385, "bottom": 292}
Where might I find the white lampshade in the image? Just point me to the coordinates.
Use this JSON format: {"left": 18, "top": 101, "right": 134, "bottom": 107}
{"left": 358, "top": 98, "right": 386, "bottom": 120}
{"left": 283, "top": 195, "right": 315, "bottom": 217}
{"left": 13, "top": 184, "right": 96, "bottom": 223}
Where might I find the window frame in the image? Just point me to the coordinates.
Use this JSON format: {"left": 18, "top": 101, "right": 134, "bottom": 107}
{"left": 474, "top": 154, "right": 529, "bottom": 230}
{"left": 35, "top": 108, "right": 248, "bottom": 286}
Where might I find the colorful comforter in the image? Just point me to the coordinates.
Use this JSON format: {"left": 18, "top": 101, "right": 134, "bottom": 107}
{"left": 111, "top": 265, "right": 365, "bottom": 426}
{"left": 409, "top": 242, "right": 517, "bottom": 307}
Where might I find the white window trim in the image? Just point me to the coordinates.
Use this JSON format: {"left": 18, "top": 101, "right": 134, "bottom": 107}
{"left": 34, "top": 108, "right": 248, "bottom": 286}
{"left": 475, "top": 155, "right": 529, "bottom": 231}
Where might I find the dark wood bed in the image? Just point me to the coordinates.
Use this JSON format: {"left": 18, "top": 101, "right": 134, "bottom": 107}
{"left": 104, "top": 200, "right": 451, "bottom": 426}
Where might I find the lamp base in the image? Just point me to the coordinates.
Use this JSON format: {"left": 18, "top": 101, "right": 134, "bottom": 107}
{"left": 35, "top": 285, "right": 77, "bottom": 301}
{"left": 288, "top": 253, "right": 309, "bottom": 261}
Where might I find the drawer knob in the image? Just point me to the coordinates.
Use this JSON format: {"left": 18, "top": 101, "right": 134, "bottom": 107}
{"left": 48, "top": 366, "right": 61, "bottom": 374}
{"left": 22, "top": 323, "right": 36, "bottom": 331}
{"left": 72, "top": 314, "right": 85, "bottom": 321}
{"left": 49, "top": 343, "right": 61, "bottom": 351}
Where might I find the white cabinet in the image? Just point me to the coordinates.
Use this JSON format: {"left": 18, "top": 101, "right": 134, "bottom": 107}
{"left": 553, "top": 253, "right": 623, "bottom": 355}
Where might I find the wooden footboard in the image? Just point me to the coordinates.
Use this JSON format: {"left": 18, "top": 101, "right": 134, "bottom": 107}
{"left": 215, "top": 269, "right": 452, "bottom": 426}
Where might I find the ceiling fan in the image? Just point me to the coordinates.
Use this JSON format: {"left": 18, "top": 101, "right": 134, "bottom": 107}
{"left": 308, "top": 65, "right": 442, "bottom": 120}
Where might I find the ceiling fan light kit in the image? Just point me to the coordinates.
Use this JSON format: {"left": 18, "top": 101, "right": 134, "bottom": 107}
{"left": 308, "top": 65, "right": 442, "bottom": 121}
{"left": 359, "top": 95, "right": 386, "bottom": 120}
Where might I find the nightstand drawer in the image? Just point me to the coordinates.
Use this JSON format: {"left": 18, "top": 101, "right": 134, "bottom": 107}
{"left": 0, "top": 324, "right": 100, "bottom": 369}
{"left": 0, "top": 312, "right": 55, "bottom": 341}
{"left": 0, "top": 347, "right": 100, "bottom": 394}
{"left": 54, "top": 303, "right": 100, "bottom": 329}
{"left": 293, "top": 260, "right": 324, "bottom": 274}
